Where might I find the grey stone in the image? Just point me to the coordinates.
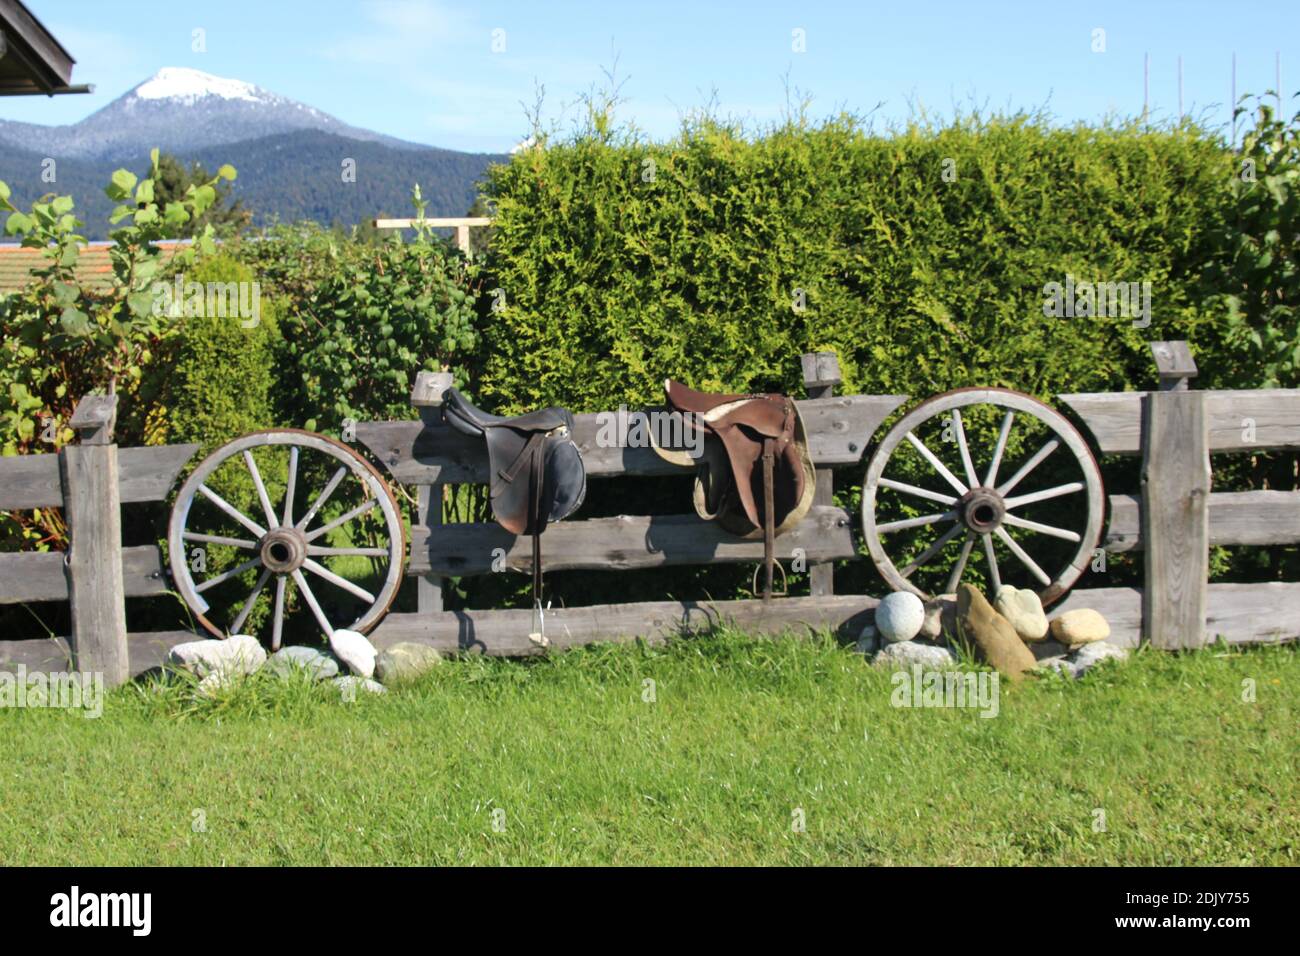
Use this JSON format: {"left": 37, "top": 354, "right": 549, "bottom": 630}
{"left": 168, "top": 635, "right": 266, "bottom": 678}
{"left": 329, "top": 628, "right": 377, "bottom": 678}
{"left": 265, "top": 646, "right": 339, "bottom": 680}
{"left": 1043, "top": 642, "right": 1129, "bottom": 679}
{"left": 873, "top": 640, "right": 956, "bottom": 669}
{"left": 854, "top": 625, "right": 881, "bottom": 656}
{"left": 375, "top": 642, "right": 443, "bottom": 683}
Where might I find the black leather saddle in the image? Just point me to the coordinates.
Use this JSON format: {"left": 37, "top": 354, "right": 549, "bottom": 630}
{"left": 442, "top": 388, "right": 586, "bottom": 644}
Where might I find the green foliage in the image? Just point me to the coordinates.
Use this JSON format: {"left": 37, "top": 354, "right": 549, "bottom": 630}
{"left": 147, "top": 153, "right": 249, "bottom": 239}
{"left": 153, "top": 254, "right": 279, "bottom": 453}
{"left": 235, "top": 207, "right": 480, "bottom": 433}
{"left": 1200, "top": 96, "right": 1300, "bottom": 390}
{"left": 478, "top": 111, "right": 1230, "bottom": 412}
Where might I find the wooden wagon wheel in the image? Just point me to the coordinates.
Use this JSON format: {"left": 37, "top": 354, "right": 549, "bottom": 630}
{"left": 860, "top": 388, "right": 1104, "bottom": 606}
{"left": 168, "top": 430, "right": 405, "bottom": 647}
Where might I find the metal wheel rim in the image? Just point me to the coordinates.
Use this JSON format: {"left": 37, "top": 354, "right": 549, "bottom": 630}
{"left": 860, "top": 387, "right": 1104, "bottom": 606}
{"left": 167, "top": 429, "right": 405, "bottom": 643}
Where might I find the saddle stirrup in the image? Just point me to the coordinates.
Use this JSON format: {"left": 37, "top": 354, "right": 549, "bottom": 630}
{"left": 762, "top": 439, "right": 776, "bottom": 601}
{"left": 527, "top": 447, "right": 550, "bottom": 648}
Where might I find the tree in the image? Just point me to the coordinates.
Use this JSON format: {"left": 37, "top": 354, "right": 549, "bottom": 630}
{"left": 147, "top": 153, "right": 250, "bottom": 238}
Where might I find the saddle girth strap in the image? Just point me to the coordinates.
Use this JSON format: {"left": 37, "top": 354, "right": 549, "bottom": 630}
{"left": 762, "top": 437, "right": 775, "bottom": 602}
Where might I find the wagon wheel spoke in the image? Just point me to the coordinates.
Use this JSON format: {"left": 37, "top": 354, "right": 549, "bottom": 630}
{"left": 295, "top": 465, "right": 349, "bottom": 531}
{"left": 282, "top": 446, "right": 300, "bottom": 526}
{"left": 195, "top": 555, "right": 263, "bottom": 594}
{"left": 303, "top": 557, "right": 377, "bottom": 604}
{"left": 271, "top": 576, "right": 288, "bottom": 651}
{"left": 876, "top": 510, "right": 959, "bottom": 534}
{"left": 1001, "top": 513, "right": 1081, "bottom": 542}
{"left": 981, "top": 533, "right": 1002, "bottom": 592}
{"left": 877, "top": 478, "right": 959, "bottom": 507}
{"left": 995, "top": 526, "right": 1051, "bottom": 586}
{"left": 291, "top": 568, "right": 335, "bottom": 636}
{"left": 951, "top": 408, "right": 980, "bottom": 489}
{"left": 983, "top": 411, "right": 1015, "bottom": 487}
{"left": 170, "top": 431, "right": 406, "bottom": 643}
{"left": 900, "top": 523, "right": 965, "bottom": 579}
{"left": 996, "top": 438, "right": 1060, "bottom": 497}
{"left": 198, "top": 484, "right": 266, "bottom": 538}
{"left": 243, "top": 450, "right": 279, "bottom": 530}
{"left": 307, "top": 546, "right": 389, "bottom": 557}
{"left": 905, "top": 431, "right": 969, "bottom": 496}
{"left": 230, "top": 567, "right": 273, "bottom": 635}
{"left": 945, "top": 532, "right": 977, "bottom": 595}
{"left": 862, "top": 390, "right": 1104, "bottom": 606}
{"left": 182, "top": 531, "right": 258, "bottom": 550}
{"left": 303, "top": 498, "right": 378, "bottom": 543}
{"left": 1002, "top": 482, "right": 1084, "bottom": 510}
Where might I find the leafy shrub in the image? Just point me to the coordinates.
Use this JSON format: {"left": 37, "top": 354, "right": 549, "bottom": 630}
{"left": 478, "top": 110, "right": 1230, "bottom": 413}
{"left": 151, "top": 254, "right": 279, "bottom": 453}
{"left": 231, "top": 209, "right": 480, "bottom": 433}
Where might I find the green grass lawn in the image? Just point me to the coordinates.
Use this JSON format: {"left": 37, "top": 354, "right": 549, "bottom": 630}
{"left": 1, "top": 632, "right": 1295, "bottom": 866}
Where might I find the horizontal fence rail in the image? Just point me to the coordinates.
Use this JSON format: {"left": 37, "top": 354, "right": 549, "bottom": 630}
{"left": 3, "top": 344, "right": 1298, "bottom": 677}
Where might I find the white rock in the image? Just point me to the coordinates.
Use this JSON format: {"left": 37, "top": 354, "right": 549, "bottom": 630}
{"left": 873, "top": 640, "right": 955, "bottom": 669}
{"left": 995, "top": 585, "right": 1049, "bottom": 642}
{"left": 332, "top": 676, "right": 387, "bottom": 700}
{"left": 168, "top": 635, "right": 266, "bottom": 677}
{"left": 329, "top": 629, "right": 377, "bottom": 678}
{"left": 875, "top": 591, "right": 926, "bottom": 643}
{"left": 1049, "top": 608, "right": 1110, "bottom": 646}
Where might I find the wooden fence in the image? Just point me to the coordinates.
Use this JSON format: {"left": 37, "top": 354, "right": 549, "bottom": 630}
{"left": 2, "top": 343, "right": 1297, "bottom": 681}
{"left": 0, "top": 394, "right": 197, "bottom": 682}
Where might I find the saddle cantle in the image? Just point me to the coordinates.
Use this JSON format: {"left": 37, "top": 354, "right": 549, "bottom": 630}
{"left": 442, "top": 388, "right": 587, "bottom": 644}
{"left": 651, "top": 380, "right": 816, "bottom": 600}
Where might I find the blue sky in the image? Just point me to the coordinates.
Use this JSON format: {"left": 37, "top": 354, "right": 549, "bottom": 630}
{"left": 5, "top": 1, "right": 1298, "bottom": 153}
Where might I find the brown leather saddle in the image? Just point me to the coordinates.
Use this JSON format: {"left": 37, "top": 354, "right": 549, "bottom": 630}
{"left": 652, "top": 380, "right": 816, "bottom": 600}
{"left": 442, "top": 388, "right": 587, "bottom": 645}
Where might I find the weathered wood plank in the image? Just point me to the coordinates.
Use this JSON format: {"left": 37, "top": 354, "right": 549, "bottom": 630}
{"left": 803, "top": 353, "right": 842, "bottom": 597}
{"left": 0, "top": 544, "right": 169, "bottom": 604}
{"left": 1050, "top": 583, "right": 1300, "bottom": 648}
{"left": 61, "top": 444, "right": 130, "bottom": 685}
{"left": 0, "top": 443, "right": 197, "bottom": 510}
{"left": 0, "top": 630, "right": 196, "bottom": 678}
{"left": 416, "top": 483, "right": 444, "bottom": 613}
{"left": 355, "top": 394, "right": 907, "bottom": 485}
{"left": 1141, "top": 390, "right": 1210, "bottom": 649}
{"left": 118, "top": 444, "right": 199, "bottom": 502}
{"left": 0, "top": 453, "right": 62, "bottom": 509}
{"left": 370, "top": 594, "right": 878, "bottom": 656}
{"left": 408, "top": 505, "right": 856, "bottom": 576}
{"left": 1060, "top": 389, "right": 1300, "bottom": 453}
{"left": 1105, "top": 490, "right": 1300, "bottom": 552}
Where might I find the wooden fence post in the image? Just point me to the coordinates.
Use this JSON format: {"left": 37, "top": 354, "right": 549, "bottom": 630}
{"left": 801, "top": 352, "right": 843, "bottom": 597}
{"left": 59, "top": 394, "right": 130, "bottom": 684}
{"left": 1142, "top": 342, "right": 1210, "bottom": 649}
{"left": 411, "top": 371, "right": 455, "bottom": 614}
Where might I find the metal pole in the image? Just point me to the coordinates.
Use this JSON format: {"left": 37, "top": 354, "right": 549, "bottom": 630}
{"left": 1144, "top": 52, "right": 1150, "bottom": 122}
{"left": 1231, "top": 52, "right": 1237, "bottom": 146}
{"left": 1178, "top": 55, "right": 1183, "bottom": 119}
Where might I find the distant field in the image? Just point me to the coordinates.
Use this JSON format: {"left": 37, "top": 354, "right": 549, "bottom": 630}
{"left": 0, "top": 632, "right": 1295, "bottom": 866}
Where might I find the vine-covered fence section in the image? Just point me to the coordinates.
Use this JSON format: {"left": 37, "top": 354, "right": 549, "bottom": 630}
{"left": 1, "top": 344, "right": 1298, "bottom": 683}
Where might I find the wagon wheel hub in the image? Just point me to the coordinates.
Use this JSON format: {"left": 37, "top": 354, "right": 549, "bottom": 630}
{"left": 259, "top": 526, "right": 307, "bottom": 574}
{"left": 958, "top": 487, "right": 1005, "bottom": 534}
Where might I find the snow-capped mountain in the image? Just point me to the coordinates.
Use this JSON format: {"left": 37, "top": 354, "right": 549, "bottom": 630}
{"left": 0, "top": 67, "right": 425, "bottom": 160}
